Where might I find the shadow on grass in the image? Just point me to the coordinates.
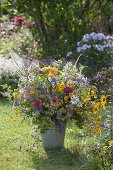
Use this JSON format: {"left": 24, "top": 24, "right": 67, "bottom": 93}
{"left": 30, "top": 145, "right": 92, "bottom": 170}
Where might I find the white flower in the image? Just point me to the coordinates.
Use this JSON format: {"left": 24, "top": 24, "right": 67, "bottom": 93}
{"left": 51, "top": 81, "right": 56, "bottom": 88}
{"left": 66, "top": 51, "right": 73, "bottom": 57}
{"left": 71, "top": 95, "right": 81, "bottom": 106}
{"left": 48, "top": 77, "right": 52, "bottom": 82}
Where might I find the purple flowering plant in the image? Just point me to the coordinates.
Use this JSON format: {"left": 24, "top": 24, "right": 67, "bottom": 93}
{"left": 77, "top": 32, "right": 113, "bottom": 77}
{"left": 13, "top": 61, "right": 106, "bottom": 132}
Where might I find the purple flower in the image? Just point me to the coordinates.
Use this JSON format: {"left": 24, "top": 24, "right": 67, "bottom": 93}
{"left": 13, "top": 101, "right": 19, "bottom": 107}
{"left": 95, "top": 74, "right": 101, "bottom": 83}
{"left": 39, "top": 88, "right": 45, "bottom": 94}
{"left": 64, "top": 86, "right": 73, "bottom": 95}
{"left": 57, "top": 111, "right": 62, "bottom": 117}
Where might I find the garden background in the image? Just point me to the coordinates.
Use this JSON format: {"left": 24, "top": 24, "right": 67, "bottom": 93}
{"left": 0, "top": 1, "right": 113, "bottom": 170}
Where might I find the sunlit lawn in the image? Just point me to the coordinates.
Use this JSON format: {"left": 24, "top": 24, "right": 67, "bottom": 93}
{"left": 0, "top": 98, "right": 112, "bottom": 170}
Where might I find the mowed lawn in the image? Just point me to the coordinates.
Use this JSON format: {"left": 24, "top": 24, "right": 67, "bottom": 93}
{"left": 0, "top": 99, "right": 112, "bottom": 170}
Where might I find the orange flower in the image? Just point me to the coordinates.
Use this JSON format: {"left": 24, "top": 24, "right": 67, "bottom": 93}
{"left": 49, "top": 67, "right": 57, "bottom": 76}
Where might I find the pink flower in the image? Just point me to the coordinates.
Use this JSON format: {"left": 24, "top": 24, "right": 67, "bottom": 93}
{"left": 11, "top": 17, "right": 25, "bottom": 24}
{"left": 50, "top": 96, "right": 59, "bottom": 107}
{"left": 33, "top": 99, "right": 42, "bottom": 109}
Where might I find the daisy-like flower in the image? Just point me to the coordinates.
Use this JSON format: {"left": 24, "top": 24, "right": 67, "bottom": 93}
{"left": 71, "top": 95, "right": 80, "bottom": 106}
{"left": 50, "top": 96, "right": 59, "bottom": 107}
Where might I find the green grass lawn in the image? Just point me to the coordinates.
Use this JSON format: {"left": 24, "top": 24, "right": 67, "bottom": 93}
{"left": 0, "top": 99, "right": 112, "bottom": 170}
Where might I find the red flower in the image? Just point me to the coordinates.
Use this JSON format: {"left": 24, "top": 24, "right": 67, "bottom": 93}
{"left": 11, "top": 17, "right": 25, "bottom": 24}
{"left": 33, "top": 99, "right": 42, "bottom": 109}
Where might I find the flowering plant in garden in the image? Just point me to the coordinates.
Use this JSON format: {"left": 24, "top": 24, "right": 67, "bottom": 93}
{"left": 11, "top": 17, "right": 25, "bottom": 25}
{"left": 13, "top": 61, "right": 107, "bottom": 132}
{"left": 77, "top": 32, "right": 113, "bottom": 77}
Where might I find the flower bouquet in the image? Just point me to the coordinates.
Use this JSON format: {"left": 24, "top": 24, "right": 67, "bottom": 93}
{"left": 13, "top": 61, "right": 107, "bottom": 148}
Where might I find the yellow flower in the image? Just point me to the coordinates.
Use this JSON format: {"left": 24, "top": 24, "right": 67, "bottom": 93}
{"left": 14, "top": 107, "right": 19, "bottom": 115}
{"left": 101, "top": 95, "right": 106, "bottom": 102}
{"left": 90, "top": 90, "right": 97, "bottom": 99}
{"left": 30, "top": 90, "right": 36, "bottom": 95}
{"left": 48, "top": 73, "right": 55, "bottom": 78}
{"left": 96, "top": 115, "right": 102, "bottom": 121}
{"left": 67, "top": 82, "right": 74, "bottom": 88}
{"left": 84, "top": 95, "right": 91, "bottom": 103}
{"left": 13, "top": 92, "right": 18, "bottom": 100}
{"left": 52, "top": 88, "right": 57, "bottom": 92}
{"left": 49, "top": 67, "right": 57, "bottom": 76}
{"left": 64, "top": 96, "right": 68, "bottom": 101}
{"left": 92, "top": 102, "right": 100, "bottom": 114}
{"left": 100, "top": 95, "right": 107, "bottom": 110}
{"left": 56, "top": 86, "right": 60, "bottom": 91}
{"left": 58, "top": 83, "right": 65, "bottom": 91}
{"left": 69, "top": 92, "right": 73, "bottom": 97}
{"left": 94, "top": 124, "right": 102, "bottom": 133}
{"left": 109, "top": 140, "right": 113, "bottom": 146}
{"left": 41, "top": 67, "right": 49, "bottom": 72}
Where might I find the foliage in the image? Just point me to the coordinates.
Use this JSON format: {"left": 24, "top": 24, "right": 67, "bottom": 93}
{"left": 77, "top": 32, "right": 113, "bottom": 78}
{"left": 1, "top": 0, "right": 113, "bottom": 59}
{"left": 13, "top": 61, "right": 107, "bottom": 132}
{"left": 92, "top": 139, "right": 113, "bottom": 168}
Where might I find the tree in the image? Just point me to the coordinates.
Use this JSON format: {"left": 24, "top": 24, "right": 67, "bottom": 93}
{"left": 1, "top": 0, "right": 113, "bottom": 59}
